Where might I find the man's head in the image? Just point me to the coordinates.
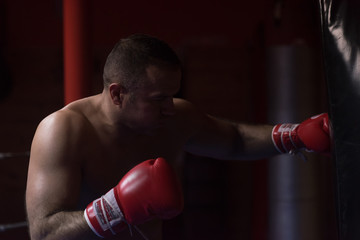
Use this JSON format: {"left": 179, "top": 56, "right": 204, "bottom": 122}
{"left": 103, "top": 34, "right": 182, "bottom": 134}
{"left": 103, "top": 34, "right": 181, "bottom": 92}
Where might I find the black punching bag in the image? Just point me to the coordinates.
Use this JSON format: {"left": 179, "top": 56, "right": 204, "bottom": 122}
{"left": 319, "top": 0, "right": 360, "bottom": 239}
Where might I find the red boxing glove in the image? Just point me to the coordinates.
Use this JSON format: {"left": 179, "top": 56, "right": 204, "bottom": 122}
{"left": 84, "top": 157, "right": 184, "bottom": 238}
{"left": 272, "top": 113, "right": 330, "bottom": 154}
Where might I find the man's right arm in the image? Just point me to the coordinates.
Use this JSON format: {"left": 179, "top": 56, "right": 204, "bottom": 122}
{"left": 26, "top": 111, "right": 184, "bottom": 240}
{"left": 26, "top": 111, "right": 98, "bottom": 240}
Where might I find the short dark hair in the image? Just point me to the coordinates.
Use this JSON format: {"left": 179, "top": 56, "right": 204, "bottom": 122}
{"left": 103, "top": 34, "right": 181, "bottom": 90}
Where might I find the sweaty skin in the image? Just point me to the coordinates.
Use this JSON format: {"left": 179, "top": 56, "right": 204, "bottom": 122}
{"left": 26, "top": 65, "right": 276, "bottom": 240}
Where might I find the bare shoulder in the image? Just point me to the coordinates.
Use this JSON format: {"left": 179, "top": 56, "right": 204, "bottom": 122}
{"left": 38, "top": 107, "right": 89, "bottom": 133}
{"left": 35, "top": 95, "right": 100, "bottom": 145}
{"left": 173, "top": 98, "right": 238, "bottom": 158}
{"left": 171, "top": 98, "right": 212, "bottom": 140}
{"left": 173, "top": 98, "right": 205, "bottom": 121}
{"left": 174, "top": 98, "right": 197, "bottom": 111}
{"left": 31, "top": 104, "right": 95, "bottom": 171}
{"left": 40, "top": 97, "right": 94, "bottom": 129}
{"left": 35, "top": 109, "right": 88, "bottom": 146}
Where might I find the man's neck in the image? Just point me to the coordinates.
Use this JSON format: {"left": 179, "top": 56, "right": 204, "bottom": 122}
{"left": 98, "top": 91, "right": 144, "bottom": 142}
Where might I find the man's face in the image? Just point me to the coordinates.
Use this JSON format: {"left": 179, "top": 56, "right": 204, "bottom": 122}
{"left": 121, "top": 64, "right": 181, "bottom": 134}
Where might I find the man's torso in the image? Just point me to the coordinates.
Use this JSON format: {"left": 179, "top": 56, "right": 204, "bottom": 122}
{"left": 63, "top": 95, "right": 190, "bottom": 239}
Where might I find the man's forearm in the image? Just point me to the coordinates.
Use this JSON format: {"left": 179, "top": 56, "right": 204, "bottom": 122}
{"left": 29, "top": 211, "right": 98, "bottom": 240}
{"left": 236, "top": 123, "right": 278, "bottom": 159}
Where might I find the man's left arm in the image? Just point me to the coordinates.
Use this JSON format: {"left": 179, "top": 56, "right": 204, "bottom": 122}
{"left": 184, "top": 113, "right": 278, "bottom": 160}
{"left": 181, "top": 101, "right": 330, "bottom": 160}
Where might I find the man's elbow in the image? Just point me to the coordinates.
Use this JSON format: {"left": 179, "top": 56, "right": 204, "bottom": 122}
{"left": 28, "top": 219, "right": 55, "bottom": 240}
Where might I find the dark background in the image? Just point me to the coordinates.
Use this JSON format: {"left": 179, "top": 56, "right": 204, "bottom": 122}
{"left": 0, "top": 0, "right": 336, "bottom": 239}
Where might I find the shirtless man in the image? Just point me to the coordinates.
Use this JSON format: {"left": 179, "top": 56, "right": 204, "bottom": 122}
{"left": 25, "top": 34, "right": 330, "bottom": 240}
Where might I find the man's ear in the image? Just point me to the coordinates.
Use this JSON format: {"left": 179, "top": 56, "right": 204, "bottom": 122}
{"left": 109, "top": 83, "right": 127, "bottom": 106}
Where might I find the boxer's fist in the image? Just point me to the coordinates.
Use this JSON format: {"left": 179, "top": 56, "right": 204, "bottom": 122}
{"left": 116, "top": 157, "right": 183, "bottom": 224}
{"left": 272, "top": 113, "right": 330, "bottom": 154}
{"left": 84, "top": 157, "right": 183, "bottom": 238}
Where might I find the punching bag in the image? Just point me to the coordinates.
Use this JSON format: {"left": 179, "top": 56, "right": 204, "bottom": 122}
{"left": 319, "top": 0, "right": 360, "bottom": 239}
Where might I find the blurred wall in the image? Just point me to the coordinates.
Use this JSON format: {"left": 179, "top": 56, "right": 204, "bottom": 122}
{"left": 0, "top": 0, "right": 335, "bottom": 239}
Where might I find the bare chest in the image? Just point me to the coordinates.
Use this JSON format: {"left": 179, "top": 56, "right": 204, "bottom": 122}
{"left": 79, "top": 130, "right": 185, "bottom": 203}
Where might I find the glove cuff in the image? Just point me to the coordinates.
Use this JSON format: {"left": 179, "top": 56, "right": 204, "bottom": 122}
{"left": 272, "top": 123, "right": 304, "bottom": 153}
{"left": 84, "top": 188, "right": 127, "bottom": 238}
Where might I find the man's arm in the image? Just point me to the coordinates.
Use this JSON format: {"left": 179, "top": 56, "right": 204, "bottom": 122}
{"left": 174, "top": 99, "right": 277, "bottom": 160}
{"left": 185, "top": 114, "right": 278, "bottom": 160}
{"left": 178, "top": 99, "right": 330, "bottom": 160}
{"left": 26, "top": 111, "right": 184, "bottom": 240}
{"left": 26, "top": 111, "right": 97, "bottom": 240}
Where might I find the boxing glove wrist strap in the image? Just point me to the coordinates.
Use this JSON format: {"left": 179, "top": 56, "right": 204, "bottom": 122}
{"left": 84, "top": 188, "right": 128, "bottom": 238}
{"left": 272, "top": 123, "right": 304, "bottom": 154}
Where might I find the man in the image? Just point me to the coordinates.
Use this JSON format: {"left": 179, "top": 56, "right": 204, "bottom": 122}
{"left": 26, "top": 34, "right": 330, "bottom": 240}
